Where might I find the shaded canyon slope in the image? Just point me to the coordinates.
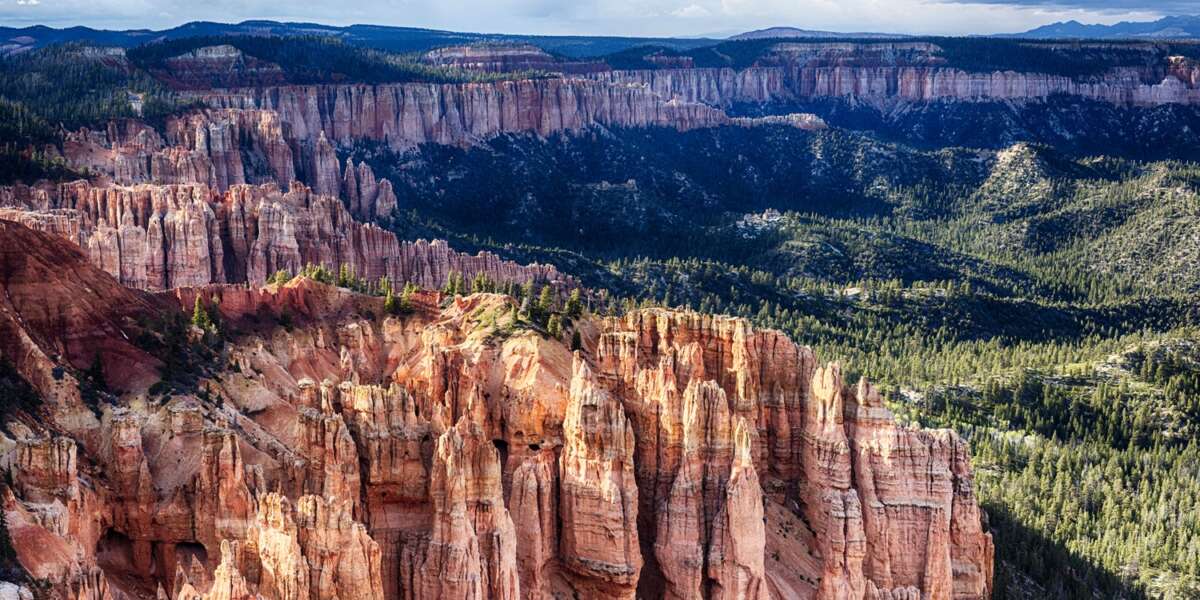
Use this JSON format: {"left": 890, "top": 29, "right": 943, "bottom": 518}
{"left": 0, "top": 219, "right": 993, "bottom": 600}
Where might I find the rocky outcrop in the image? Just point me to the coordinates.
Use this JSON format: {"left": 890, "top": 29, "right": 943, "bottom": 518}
{"left": 558, "top": 358, "right": 641, "bottom": 598}
{"left": 342, "top": 160, "right": 397, "bottom": 221}
{"left": 0, "top": 221, "right": 992, "bottom": 600}
{"left": 63, "top": 109, "right": 297, "bottom": 192}
{"left": 509, "top": 450, "right": 558, "bottom": 600}
{"left": 60, "top": 109, "right": 396, "bottom": 222}
{"left": 0, "top": 180, "right": 575, "bottom": 292}
{"left": 418, "top": 417, "right": 520, "bottom": 600}
{"left": 199, "top": 78, "right": 733, "bottom": 150}
{"left": 421, "top": 44, "right": 607, "bottom": 75}
{"left": 587, "top": 67, "right": 790, "bottom": 108}
{"left": 589, "top": 42, "right": 1200, "bottom": 108}
{"left": 591, "top": 63, "right": 1200, "bottom": 108}
{"left": 156, "top": 45, "right": 288, "bottom": 90}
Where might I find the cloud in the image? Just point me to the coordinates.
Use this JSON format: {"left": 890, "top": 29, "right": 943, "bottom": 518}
{"left": 672, "top": 3, "right": 712, "bottom": 18}
{"left": 15, "top": 0, "right": 41, "bottom": 5}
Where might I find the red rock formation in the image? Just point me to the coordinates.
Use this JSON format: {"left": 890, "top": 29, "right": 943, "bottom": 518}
{"left": 193, "top": 430, "right": 257, "bottom": 555}
{"left": 165, "top": 109, "right": 298, "bottom": 190}
{"left": 1, "top": 180, "right": 576, "bottom": 292}
{"left": 558, "top": 357, "right": 641, "bottom": 598}
{"left": 62, "top": 109, "right": 298, "bottom": 192}
{"left": 418, "top": 417, "right": 521, "bottom": 600}
{"left": 294, "top": 495, "right": 385, "bottom": 600}
{"left": 343, "top": 160, "right": 398, "bottom": 221}
{"left": 0, "top": 221, "right": 992, "bottom": 600}
{"left": 59, "top": 108, "right": 392, "bottom": 223}
{"left": 199, "top": 78, "right": 733, "bottom": 150}
{"left": 509, "top": 450, "right": 558, "bottom": 600}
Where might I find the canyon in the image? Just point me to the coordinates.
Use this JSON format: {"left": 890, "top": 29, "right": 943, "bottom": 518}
{"left": 18, "top": 35, "right": 1189, "bottom": 600}
{"left": 7, "top": 26, "right": 1200, "bottom": 600}
{"left": 0, "top": 219, "right": 993, "bottom": 600}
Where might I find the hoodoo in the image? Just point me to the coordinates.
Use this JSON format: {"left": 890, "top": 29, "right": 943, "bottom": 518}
{"left": 0, "top": 220, "right": 992, "bottom": 599}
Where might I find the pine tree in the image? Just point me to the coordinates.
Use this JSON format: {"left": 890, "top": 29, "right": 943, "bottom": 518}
{"left": 191, "top": 296, "right": 213, "bottom": 332}
{"left": 570, "top": 329, "right": 582, "bottom": 351}
{"left": 565, "top": 288, "right": 583, "bottom": 318}
{"left": 547, "top": 314, "right": 563, "bottom": 339}
{"left": 384, "top": 289, "right": 398, "bottom": 315}
{"left": 537, "top": 285, "right": 555, "bottom": 316}
{"left": 400, "top": 283, "right": 414, "bottom": 313}
{"left": 208, "top": 295, "right": 222, "bottom": 332}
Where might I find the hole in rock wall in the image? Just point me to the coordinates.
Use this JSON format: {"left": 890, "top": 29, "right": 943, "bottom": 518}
{"left": 96, "top": 530, "right": 135, "bottom": 573}
{"left": 174, "top": 541, "right": 209, "bottom": 569}
{"left": 96, "top": 530, "right": 157, "bottom": 598}
{"left": 492, "top": 438, "right": 510, "bottom": 466}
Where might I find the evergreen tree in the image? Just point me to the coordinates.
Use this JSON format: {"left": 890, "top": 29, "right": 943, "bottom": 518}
{"left": 566, "top": 288, "right": 583, "bottom": 318}
{"left": 191, "top": 296, "right": 213, "bottom": 332}
{"left": 400, "top": 283, "right": 414, "bottom": 313}
{"left": 547, "top": 314, "right": 563, "bottom": 339}
{"left": 384, "top": 290, "right": 398, "bottom": 315}
{"left": 537, "top": 285, "right": 555, "bottom": 317}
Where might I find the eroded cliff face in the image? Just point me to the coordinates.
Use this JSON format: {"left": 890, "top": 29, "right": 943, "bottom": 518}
{"left": 0, "top": 221, "right": 992, "bottom": 600}
{"left": 198, "top": 78, "right": 735, "bottom": 151}
{"left": 589, "top": 41, "right": 1200, "bottom": 108}
{"left": 146, "top": 41, "right": 1198, "bottom": 166}
{"left": 59, "top": 110, "right": 398, "bottom": 222}
{"left": 599, "top": 64, "right": 1200, "bottom": 107}
{"left": 0, "top": 180, "right": 571, "bottom": 291}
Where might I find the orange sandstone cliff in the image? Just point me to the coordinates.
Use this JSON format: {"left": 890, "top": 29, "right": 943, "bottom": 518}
{"left": 0, "top": 219, "right": 992, "bottom": 600}
{"left": 0, "top": 180, "right": 572, "bottom": 292}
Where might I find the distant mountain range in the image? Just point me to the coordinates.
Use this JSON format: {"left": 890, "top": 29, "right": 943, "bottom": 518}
{"left": 0, "top": 20, "right": 719, "bottom": 58}
{"left": 1010, "top": 15, "right": 1200, "bottom": 39}
{"left": 5, "top": 16, "right": 1200, "bottom": 60}
{"left": 730, "top": 18, "right": 1200, "bottom": 42}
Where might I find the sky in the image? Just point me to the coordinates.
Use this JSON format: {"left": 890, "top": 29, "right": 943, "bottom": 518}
{"left": 0, "top": 0, "right": 1193, "bottom": 37}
